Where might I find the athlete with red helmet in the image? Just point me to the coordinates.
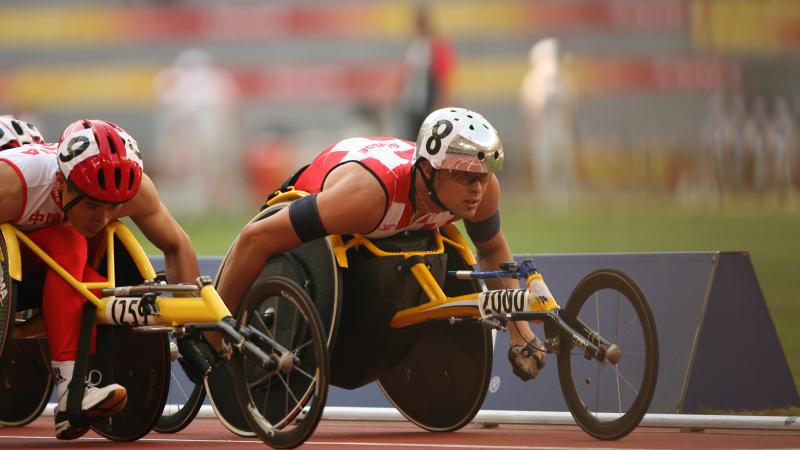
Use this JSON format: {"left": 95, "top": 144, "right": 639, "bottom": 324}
{"left": 187, "top": 108, "right": 545, "bottom": 385}
{"left": 0, "top": 119, "right": 199, "bottom": 440}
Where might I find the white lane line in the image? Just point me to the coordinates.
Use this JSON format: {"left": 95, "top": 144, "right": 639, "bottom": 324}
{"left": 0, "top": 436, "right": 795, "bottom": 450}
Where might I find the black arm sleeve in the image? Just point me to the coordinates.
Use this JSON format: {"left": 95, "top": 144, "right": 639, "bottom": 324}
{"left": 464, "top": 210, "right": 501, "bottom": 243}
{"left": 288, "top": 194, "right": 329, "bottom": 242}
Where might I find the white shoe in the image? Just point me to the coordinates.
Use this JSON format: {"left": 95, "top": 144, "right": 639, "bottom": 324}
{"left": 54, "top": 375, "right": 127, "bottom": 440}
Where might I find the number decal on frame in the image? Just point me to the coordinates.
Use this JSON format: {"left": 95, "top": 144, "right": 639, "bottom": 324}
{"left": 106, "top": 298, "right": 151, "bottom": 325}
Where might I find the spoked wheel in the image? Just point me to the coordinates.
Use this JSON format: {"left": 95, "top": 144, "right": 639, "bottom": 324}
{"left": 557, "top": 269, "right": 659, "bottom": 440}
{"left": 232, "top": 276, "right": 329, "bottom": 449}
{"left": 153, "top": 334, "right": 206, "bottom": 433}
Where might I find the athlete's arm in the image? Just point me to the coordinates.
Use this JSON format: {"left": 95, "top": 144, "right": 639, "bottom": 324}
{"left": 467, "top": 177, "right": 536, "bottom": 346}
{"left": 469, "top": 177, "right": 513, "bottom": 281}
{"left": 117, "top": 174, "right": 199, "bottom": 284}
{"left": 216, "top": 163, "right": 386, "bottom": 315}
{"left": 0, "top": 162, "right": 24, "bottom": 224}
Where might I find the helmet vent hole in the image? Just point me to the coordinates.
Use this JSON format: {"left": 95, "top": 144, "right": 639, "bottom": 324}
{"left": 494, "top": 151, "right": 500, "bottom": 159}
{"left": 107, "top": 136, "right": 118, "bottom": 154}
{"left": 477, "top": 151, "right": 485, "bottom": 160}
{"left": 11, "top": 121, "right": 23, "bottom": 135}
{"left": 97, "top": 170, "right": 106, "bottom": 189}
{"left": 128, "top": 168, "right": 135, "bottom": 190}
{"left": 469, "top": 124, "right": 474, "bottom": 130}
{"left": 483, "top": 123, "right": 489, "bottom": 129}
{"left": 467, "top": 114, "right": 473, "bottom": 119}
{"left": 114, "top": 167, "right": 122, "bottom": 189}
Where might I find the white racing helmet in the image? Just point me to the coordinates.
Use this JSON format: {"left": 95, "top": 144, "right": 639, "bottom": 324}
{"left": 0, "top": 115, "right": 45, "bottom": 150}
{"left": 413, "top": 107, "right": 504, "bottom": 174}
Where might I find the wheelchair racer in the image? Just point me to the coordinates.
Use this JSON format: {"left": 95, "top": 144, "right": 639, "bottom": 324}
{"left": 0, "top": 118, "right": 199, "bottom": 439}
{"left": 197, "top": 107, "right": 545, "bottom": 384}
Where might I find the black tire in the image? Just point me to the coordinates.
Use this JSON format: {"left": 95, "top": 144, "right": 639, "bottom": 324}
{"left": 91, "top": 327, "right": 171, "bottom": 442}
{"left": 207, "top": 359, "right": 254, "bottom": 436}
{"left": 0, "top": 338, "right": 53, "bottom": 426}
{"left": 0, "top": 232, "right": 16, "bottom": 360}
{"left": 232, "top": 276, "right": 329, "bottom": 449}
{"left": 153, "top": 336, "right": 206, "bottom": 434}
{"left": 557, "top": 269, "right": 659, "bottom": 440}
{"left": 91, "top": 241, "right": 170, "bottom": 442}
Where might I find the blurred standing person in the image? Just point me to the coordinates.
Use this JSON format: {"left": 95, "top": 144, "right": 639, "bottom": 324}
{"left": 769, "top": 96, "right": 797, "bottom": 199}
{"left": 728, "top": 94, "right": 748, "bottom": 192}
{"left": 154, "top": 48, "right": 242, "bottom": 216}
{"left": 397, "top": 5, "right": 457, "bottom": 140}
{"left": 700, "top": 92, "right": 731, "bottom": 202}
{"left": 746, "top": 96, "right": 771, "bottom": 193}
{"left": 520, "top": 38, "right": 577, "bottom": 204}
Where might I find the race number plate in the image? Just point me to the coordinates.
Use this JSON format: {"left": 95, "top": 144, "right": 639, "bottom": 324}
{"left": 478, "top": 289, "right": 529, "bottom": 318}
{"left": 104, "top": 297, "right": 152, "bottom": 325}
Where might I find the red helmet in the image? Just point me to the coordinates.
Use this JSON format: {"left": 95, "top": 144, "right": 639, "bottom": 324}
{"left": 57, "top": 119, "right": 143, "bottom": 204}
{"left": 0, "top": 114, "right": 45, "bottom": 150}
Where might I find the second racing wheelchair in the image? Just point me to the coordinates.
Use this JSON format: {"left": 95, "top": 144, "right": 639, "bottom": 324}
{"left": 168, "top": 188, "right": 660, "bottom": 447}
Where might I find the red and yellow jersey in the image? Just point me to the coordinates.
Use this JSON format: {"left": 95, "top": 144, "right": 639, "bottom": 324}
{"left": 0, "top": 143, "right": 65, "bottom": 230}
{"left": 294, "top": 137, "right": 455, "bottom": 238}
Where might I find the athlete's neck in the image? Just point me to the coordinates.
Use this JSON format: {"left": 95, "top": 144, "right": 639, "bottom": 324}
{"left": 412, "top": 166, "right": 444, "bottom": 215}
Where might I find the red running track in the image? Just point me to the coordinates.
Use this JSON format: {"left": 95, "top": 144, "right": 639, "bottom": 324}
{"left": 1, "top": 417, "right": 799, "bottom": 449}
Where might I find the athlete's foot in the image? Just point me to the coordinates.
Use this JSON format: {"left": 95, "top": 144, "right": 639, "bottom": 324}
{"left": 177, "top": 333, "right": 227, "bottom": 383}
{"left": 54, "top": 382, "right": 127, "bottom": 440}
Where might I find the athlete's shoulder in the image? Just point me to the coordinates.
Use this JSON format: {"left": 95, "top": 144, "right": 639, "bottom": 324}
{"left": 1, "top": 142, "right": 57, "bottom": 158}
{"left": 0, "top": 143, "right": 58, "bottom": 180}
{"left": 331, "top": 136, "right": 414, "bottom": 152}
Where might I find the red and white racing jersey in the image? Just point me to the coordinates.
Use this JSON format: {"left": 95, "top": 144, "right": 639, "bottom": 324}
{"left": 294, "top": 137, "right": 455, "bottom": 238}
{"left": 0, "top": 144, "right": 64, "bottom": 230}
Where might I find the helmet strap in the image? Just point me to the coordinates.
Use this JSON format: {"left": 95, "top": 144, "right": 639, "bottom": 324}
{"left": 62, "top": 194, "right": 83, "bottom": 219}
{"left": 60, "top": 178, "right": 85, "bottom": 219}
{"left": 414, "top": 161, "right": 449, "bottom": 212}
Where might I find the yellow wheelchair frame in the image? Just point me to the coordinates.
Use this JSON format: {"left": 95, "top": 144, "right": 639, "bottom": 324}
{"left": 268, "top": 190, "right": 560, "bottom": 331}
{"left": 2, "top": 221, "right": 230, "bottom": 335}
{"left": 0, "top": 219, "right": 329, "bottom": 449}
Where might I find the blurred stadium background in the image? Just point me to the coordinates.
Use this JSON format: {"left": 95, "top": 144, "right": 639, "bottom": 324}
{"left": 2, "top": 0, "right": 799, "bottom": 397}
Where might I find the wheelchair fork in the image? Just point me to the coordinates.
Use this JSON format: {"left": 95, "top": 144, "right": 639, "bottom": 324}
{"left": 516, "top": 311, "right": 620, "bottom": 365}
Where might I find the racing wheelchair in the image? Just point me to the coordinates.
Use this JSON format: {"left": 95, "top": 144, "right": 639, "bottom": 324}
{"left": 0, "top": 220, "right": 328, "bottom": 448}
{"left": 195, "top": 189, "right": 659, "bottom": 444}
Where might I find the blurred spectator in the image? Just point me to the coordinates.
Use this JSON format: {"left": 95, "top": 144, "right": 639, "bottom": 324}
{"left": 700, "top": 92, "right": 730, "bottom": 201}
{"left": 396, "top": 5, "right": 457, "bottom": 140}
{"left": 520, "top": 37, "right": 577, "bottom": 203}
{"left": 154, "top": 48, "right": 242, "bottom": 216}
{"left": 243, "top": 130, "right": 293, "bottom": 204}
{"left": 768, "top": 96, "right": 797, "bottom": 198}
{"left": 728, "top": 94, "right": 748, "bottom": 192}
{"left": 746, "top": 96, "right": 771, "bottom": 192}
